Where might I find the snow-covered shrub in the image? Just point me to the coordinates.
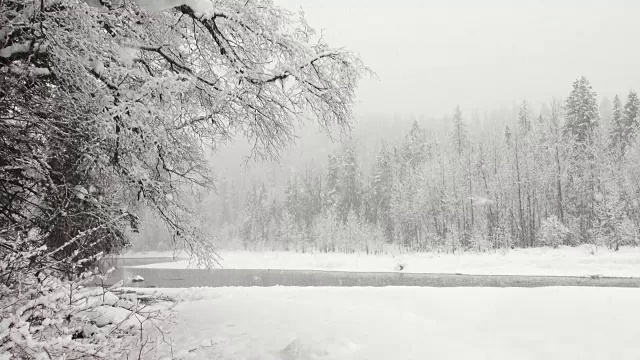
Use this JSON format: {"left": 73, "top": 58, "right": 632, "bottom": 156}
{"left": 468, "top": 231, "right": 492, "bottom": 253}
{"left": 0, "top": 229, "right": 174, "bottom": 359}
{"left": 592, "top": 185, "right": 639, "bottom": 250}
{"left": 310, "top": 211, "right": 386, "bottom": 254}
{"left": 537, "top": 216, "right": 571, "bottom": 248}
{"left": 593, "top": 216, "right": 638, "bottom": 250}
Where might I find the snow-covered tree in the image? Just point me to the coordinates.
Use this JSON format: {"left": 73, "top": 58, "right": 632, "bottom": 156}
{"left": 205, "top": 77, "right": 640, "bottom": 255}
{"left": 451, "top": 106, "right": 467, "bottom": 157}
{"left": 623, "top": 91, "right": 640, "bottom": 146}
{"left": 1, "top": 0, "right": 366, "bottom": 264}
{"left": 538, "top": 216, "right": 571, "bottom": 248}
{"left": 518, "top": 100, "right": 533, "bottom": 135}
{"left": 504, "top": 125, "right": 513, "bottom": 147}
{"left": 1, "top": 0, "right": 366, "bottom": 356}
{"left": 564, "top": 77, "right": 600, "bottom": 144}
{"left": 610, "top": 95, "right": 625, "bottom": 153}
{"left": 402, "top": 120, "right": 429, "bottom": 169}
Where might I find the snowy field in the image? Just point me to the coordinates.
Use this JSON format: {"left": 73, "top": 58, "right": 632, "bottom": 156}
{"left": 130, "top": 245, "right": 640, "bottom": 277}
{"left": 143, "top": 286, "right": 640, "bottom": 360}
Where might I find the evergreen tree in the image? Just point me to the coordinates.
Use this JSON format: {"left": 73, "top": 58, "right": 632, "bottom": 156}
{"left": 564, "top": 78, "right": 600, "bottom": 241}
{"left": 610, "top": 92, "right": 639, "bottom": 155}
{"left": 518, "top": 100, "right": 532, "bottom": 135}
{"left": 623, "top": 91, "right": 640, "bottom": 144}
{"left": 505, "top": 125, "right": 512, "bottom": 147}
{"left": 564, "top": 77, "right": 600, "bottom": 144}
{"left": 610, "top": 95, "right": 625, "bottom": 151}
{"left": 403, "top": 120, "right": 429, "bottom": 169}
{"left": 452, "top": 106, "right": 467, "bottom": 157}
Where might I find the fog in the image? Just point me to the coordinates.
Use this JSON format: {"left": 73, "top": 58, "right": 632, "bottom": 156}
{"left": 212, "top": 0, "right": 640, "bottom": 183}
{"left": 277, "top": 0, "right": 640, "bottom": 118}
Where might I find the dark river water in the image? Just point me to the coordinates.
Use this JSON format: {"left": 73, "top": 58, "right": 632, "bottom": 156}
{"left": 97, "top": 257, "right": 640, "bottom": 288}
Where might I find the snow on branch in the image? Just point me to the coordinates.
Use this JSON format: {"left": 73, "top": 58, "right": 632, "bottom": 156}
{"left": 2, "top": 65, "right": 51, "bottom": 77}
{"left": 0, "top": 41, "right": 47, "bottom": 60}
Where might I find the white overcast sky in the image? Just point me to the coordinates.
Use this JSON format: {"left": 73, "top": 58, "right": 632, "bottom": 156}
{"left": 276, "top": 0, "right": 640, "bottom": 117}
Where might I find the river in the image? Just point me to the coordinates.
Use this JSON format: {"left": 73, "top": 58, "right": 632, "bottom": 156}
{"left": 97, "top": 257, "right": 640, "bottom": 288}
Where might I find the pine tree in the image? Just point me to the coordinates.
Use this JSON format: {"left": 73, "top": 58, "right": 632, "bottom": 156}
{"left": 564, "top": 77, "right": 600, "bottom": 144}
{"left": 610, "top": 92, "right": 639, "bottom": 156}
{"left": 518, "top": 100, "right": 532, "bottom": 135}
{"left": 563, "top": 78, "right": 600, "bottom": 242}
{"left": 505, "top": 125, "right": 512, "bottom": 147}
{"left": 403, "top": 120, "right": 429, "bottom": 169}
{"left": 610, "top": 95, "right": 626, "bottom": 153}
{"left": 452, "top": 106, "right": 467, "bottom": 157}
{"left": 623, "top": 91, "right": 640, "bottom": 145}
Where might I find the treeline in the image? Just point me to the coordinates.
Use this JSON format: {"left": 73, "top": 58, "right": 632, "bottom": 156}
{"left": 211, "top": 77, "right": 640, "bottom": 253}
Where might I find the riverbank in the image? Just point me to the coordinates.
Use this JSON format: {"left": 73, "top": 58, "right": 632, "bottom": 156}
{"left": 128, "top": 245, "right": 640, "bottom": 278}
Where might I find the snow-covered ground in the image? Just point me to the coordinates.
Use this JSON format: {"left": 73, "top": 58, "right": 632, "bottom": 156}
{"left": 143, "top": 286, "right": 640, "bottom": 360}
{"left": 133, "top": 245, "right": 640, "bottom": 277}
{"left": 120, "top": 250, "right": 189, "bottom": 259}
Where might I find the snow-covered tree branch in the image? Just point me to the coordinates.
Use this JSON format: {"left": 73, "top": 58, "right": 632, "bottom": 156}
{"left": 1, "top": 0, "right": 367, "bottom": 356}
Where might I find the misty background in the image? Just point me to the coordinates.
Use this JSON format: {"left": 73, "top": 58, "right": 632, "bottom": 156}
{"left": 210, "top": 0, "right": 640, "bottom": 186}
{"left": 133, "top": 0, "right": 640, "bottom": 251}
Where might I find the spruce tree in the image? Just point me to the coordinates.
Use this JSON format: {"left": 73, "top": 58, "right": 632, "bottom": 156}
{"left": 610, "top": 95, "right": 625, "bottom": 152}
{"left": 403, "top": 120, "right": 429, "bottom": 169}
{"left": 518, "top": 100, "right": 532, "bottom": 135}
{"left": 505, "top": 125, "right": 513, "bottom": 147}
{"left": 564, "top": 77, "right": 600, "bottom": 144}
{"left": 452, "top": 106, "right": 467, "bottom": 157}
{"left": 564, "top": 77, "right": 600, "bottom": 242}
{"left": 623, "top": 91, "right": 640, "bottom": 145}
{"left": 610, "top": 92, "right": 639, "bottom": 155}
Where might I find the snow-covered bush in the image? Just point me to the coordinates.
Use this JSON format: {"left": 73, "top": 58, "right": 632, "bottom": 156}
{"left": 1, "top": 229, "right": 175, "bottom": 359}
{"left": 468, "top": 231, "right": 492, "bottom": 253}
{"left": 310, "top": 211, "right": 386, "bottom": 254}
{"left": 537, "top": 216, "right": 571, "bottom": 248}
{"left": 592, "top": 185, "right": 639, "bottom": 250}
